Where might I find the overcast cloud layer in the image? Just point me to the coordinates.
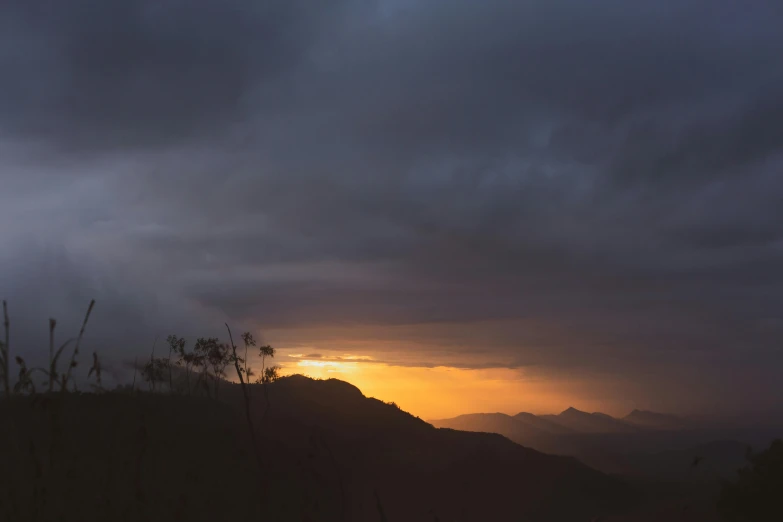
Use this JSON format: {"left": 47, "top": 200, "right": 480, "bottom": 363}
{"left": 1, "top": 0, "right": 782, "bottom": 414}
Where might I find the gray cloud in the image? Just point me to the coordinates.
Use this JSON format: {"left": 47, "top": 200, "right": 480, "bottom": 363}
{"left": 1, "top": 0, "right": 782, "bottom": 413}
{"left": 0, "top": 0, "right": 363, "bottom": 150}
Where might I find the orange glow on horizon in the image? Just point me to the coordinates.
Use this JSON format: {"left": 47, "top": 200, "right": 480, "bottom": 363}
{"left": 254, "top": 322, "right": 637, "bottom": 419}
{"left": 277, "top": 359, "right": 600, "bottom": 420}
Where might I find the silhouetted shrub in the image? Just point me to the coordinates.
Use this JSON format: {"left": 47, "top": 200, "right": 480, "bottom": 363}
{"left": 717, "top": 439, "right": 783, "bottom": 521}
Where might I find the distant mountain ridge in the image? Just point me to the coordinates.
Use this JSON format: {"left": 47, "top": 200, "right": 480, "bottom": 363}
{"left": 433, "top": 407, "right": 687, "bottom": 436}
{"left": 514, "top": 411, "right": 576, "bottom": 434}
{"left": 623, "top": 409, "right": 689, "bottom": 430}
{"left": 542, "top": 407, "right": 642, "bottom": 434}
{"left": 429, "top": 406, "right": 757, "bottom": 481}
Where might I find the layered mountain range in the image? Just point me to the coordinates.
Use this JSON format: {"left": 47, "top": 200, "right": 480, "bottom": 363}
{"left": 430, "top": 407, "right": 752, "bottom": 480}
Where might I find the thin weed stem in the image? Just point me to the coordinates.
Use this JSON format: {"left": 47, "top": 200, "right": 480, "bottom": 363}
{"left": 48, "top": 319, "right": 56, "bottom": 392}
{"left": 61, "top": 300, "right": 95, "bottom": 393}
{"left": 3, "top": 300, "right": 10, "bottom": 397}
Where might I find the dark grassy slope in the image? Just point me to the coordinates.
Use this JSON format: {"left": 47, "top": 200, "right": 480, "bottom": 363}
{"left": 0, "top": 376, "right": 638, "bottom": 522}
{"left": 0, "top": 393, "right": 269, "bottom": 522}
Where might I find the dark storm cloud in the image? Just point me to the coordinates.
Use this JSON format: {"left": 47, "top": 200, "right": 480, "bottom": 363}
{"left": 0, "top": 0, "right": 362, "bottom": 150}
{"left": 1, "top": 0, "right": 783, "bottom": 411}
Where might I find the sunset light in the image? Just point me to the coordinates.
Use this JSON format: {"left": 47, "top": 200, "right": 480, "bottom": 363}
{"left": 274, "top": 353, "right": 615, "bottom": 420}
{"left": 4, "top": 0, "right": 781, "bottom": 519}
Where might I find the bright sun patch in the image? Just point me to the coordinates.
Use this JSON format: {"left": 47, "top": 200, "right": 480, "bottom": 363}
{"left": 293, "top": 359, "right": 358, "bottom": 375}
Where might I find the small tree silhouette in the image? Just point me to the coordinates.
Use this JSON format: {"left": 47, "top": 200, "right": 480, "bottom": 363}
{"left": 206, "top": 339, "right": 231, "bottom": 399}
{"left": 172, "top": 337, "right": 197, "bottom": 394}
{"left": 165, "top": 335, "right": 185, "bottom": 393}
{"left": 240, "top": 332, "right": 256, "bottom": 383}
{"left": 141, "top": 357, "right": 168, "bottom": 392}
{"left": 260, "top": 366, "right": 280, "bottom": 384}
{"left": 249, "top": 343, "right": 279, "bottom": 384}
{"left": 258, "top": 344, "right": 275, "bottom": 377}
{"left": 191, "top": 337, "right": 214, "bottom": 396}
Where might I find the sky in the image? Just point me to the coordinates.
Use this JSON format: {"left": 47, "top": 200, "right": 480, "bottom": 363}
{"left": 1, "top": 0, "right": 782, "bottom": 420}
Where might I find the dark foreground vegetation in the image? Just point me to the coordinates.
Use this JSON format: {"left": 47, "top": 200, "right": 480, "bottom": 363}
{"left": 0, "top": 300, "right": 779, "bottom": 521}
{"left": 1, "top": 378, "right": 642, "bottom": 521}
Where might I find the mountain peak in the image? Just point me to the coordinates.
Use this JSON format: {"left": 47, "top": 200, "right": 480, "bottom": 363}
{"left": 560, "top": 407, "right": 586, "bottom": 416}
{"left": 623, "top": 409, "right": 687, "bottom": 430}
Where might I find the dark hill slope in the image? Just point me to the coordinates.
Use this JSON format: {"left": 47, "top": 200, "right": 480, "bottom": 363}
{"left": 257, "top": 376, "right": 638, "bottom": 521}
{"left": 1, "top": 376, "right": 638, "bottom": 521}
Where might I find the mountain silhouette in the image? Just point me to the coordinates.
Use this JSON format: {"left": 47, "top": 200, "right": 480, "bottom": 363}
{"left": 427, "top": 412, "right": 561, "bottom": 455}
{"left": 431, "top": 407, "right": 760, "bottom": 481}
{"left": 2, "top": 375, "right": 639, "bottom": 522}
{"left": 514, "top": 411, "right": 576, "bottom": 434}
{"left": 429, "top": 405, "right": 773, "bottom": 520}
{"left": 541, "top": 407, "right": 640, "bottom": 434}
{"left": 623, "top": 409, "right": 689, "bottom": 430}
{"left": 256, "top": 377, "right": 640, "bottom": 520}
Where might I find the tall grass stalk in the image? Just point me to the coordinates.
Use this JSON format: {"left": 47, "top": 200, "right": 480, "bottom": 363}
{"left": 132, "top": 357, "right": 138, "bottom": 391}
{"left": 167, "top": 341, "right": 173, "bottom": 393}
{"left": 225, "top": 324, "right": 262, "bottom": 468}
{"left": 148, "top": 336, "right": 158, "bottom": 392}
{"left": 375, "top": 490, "right": 390, "bottom": 522}
{"left": 3, "top": 300, "right": 10, "bottom": 397}
{"left": 61, "top": 300, "right": 95, "bottom": 393}
{"left": 48, "top": 319, "right": 55, "bottom": 391}
{"left": 226, "top": 323, "right": 267, "bottom": 520}
{"left": 49, "top": 339, "right": 74, "bottom": 393}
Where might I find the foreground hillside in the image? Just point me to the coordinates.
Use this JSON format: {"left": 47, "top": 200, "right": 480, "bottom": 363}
{"left": 1, "top": 376, "right": 638, "bottom": 522}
